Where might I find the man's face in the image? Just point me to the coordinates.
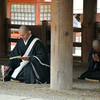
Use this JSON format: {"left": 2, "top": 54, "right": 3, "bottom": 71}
{"left": 94, "top": 46, "right": 100, "bottom": 51}
{"left": 19, "top": 31, "right": 30, "bottom": 41}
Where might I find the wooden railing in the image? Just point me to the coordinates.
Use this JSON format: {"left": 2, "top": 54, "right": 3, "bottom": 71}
{"left": 6, "top": 18, "right": 83, "bottom": 61}
{"left": 73, "top": 28, "right": 82, "bottom": 61}
{"left": 6, "top": 18, "right": 48, "bottom": 55}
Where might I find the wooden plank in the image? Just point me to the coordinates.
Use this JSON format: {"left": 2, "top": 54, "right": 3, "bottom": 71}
{"left": 47, "top": 41, "right": 82, "bottom": 47}
{"left": 47, "top": 27, "right": 82, "bottom": 32}
{"left": 73, "top": 28, "right": 82, "bottom": 32}
{"left": 73, "top": 42, "right": 82, "bottom": 47}
{"left": 9, "top": 38, "right": 19, "bottom": 42}
{"left": 73, "top": 56, "right": 82, "bottom": 61}
{"left": 8, "top": 24, "right": 42, "bottom": 29}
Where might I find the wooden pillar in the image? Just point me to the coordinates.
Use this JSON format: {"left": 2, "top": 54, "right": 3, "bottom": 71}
{"left": 51, "top": 0, "right": 73, "bottom": 90}
{"left": 0, "top": 0, "right": 7, "bottom": 56}
{"left": 42, "top": 20, "right": 48, "bottom": 47}
{"left": 5, "top": 18, "right": 11, "bottom": 56}
{"left": 82, "top": 0, "right": 97, "bottom": 62}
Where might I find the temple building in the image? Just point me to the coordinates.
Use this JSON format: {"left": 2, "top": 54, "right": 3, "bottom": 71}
{"left": 0, "top": 0, "right": 100, "bottom": 91}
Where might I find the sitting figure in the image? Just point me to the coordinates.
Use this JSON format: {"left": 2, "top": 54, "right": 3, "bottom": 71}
{"left": 1, "top": 25, "right": 50, "bottom": 84}
{"left": 79, "top": 39, "right": 100, "bottom": 80}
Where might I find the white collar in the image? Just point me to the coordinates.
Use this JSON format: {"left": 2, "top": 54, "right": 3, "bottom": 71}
{"left": 24, "top": 34, "right": 32, "bottom": 45}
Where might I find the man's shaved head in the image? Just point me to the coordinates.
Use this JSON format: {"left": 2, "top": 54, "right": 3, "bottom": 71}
{"left": 92, "top": 39, "right": 100, "bottom": 48}
{"left": 19, "top": 25, "right": 30, "bottom": 41}
{"left": 19, "top": 25, "right": 29, "bottom": 33}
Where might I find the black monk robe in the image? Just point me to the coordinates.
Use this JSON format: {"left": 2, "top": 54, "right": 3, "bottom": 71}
{"left": 5, "top": 35, "right": 50, "bottom": 84}
{"left": 79, "top": 48, "right": 100, "bottom": 80}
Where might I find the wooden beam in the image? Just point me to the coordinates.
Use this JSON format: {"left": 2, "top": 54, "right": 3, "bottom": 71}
{"left": 8, "top": 24, "right": 42, "bottom": 30}
{"left": 9, "top": 38, "right": 19, "bottom": 42}
{"left": 73, "top": 28, "right": 82, "bottom": 32}
{"left": 73, "top": 42, "right": 82, "bottom": 47}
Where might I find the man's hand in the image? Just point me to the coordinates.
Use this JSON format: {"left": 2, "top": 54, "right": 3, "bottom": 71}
{"left": 21, "top": 57, "right": 29, "bottom": 61}
{"left": 1, "top": 66, "right": 10, "bottom": 73}
{"left": 92, "top": 54, "right": 100, "bottom": 62}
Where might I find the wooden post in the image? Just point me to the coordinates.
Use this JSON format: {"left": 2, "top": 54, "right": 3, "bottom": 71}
{"left": 0, "top": 0, "right": 7, "bottom": 56}
{"left": 5, "top": 18, "right": 11, "bottom": 56}
{"left": 96, "top": 22, "right": 100, "bottom": 39}
{"left": 42, "top": 20, "right": 48, "bottom": 47}
{"left": 82, "top": 0, "right": 97, "bottom": 62}
{"left": 51, "top": 0, "right": 73, "bottom": 90}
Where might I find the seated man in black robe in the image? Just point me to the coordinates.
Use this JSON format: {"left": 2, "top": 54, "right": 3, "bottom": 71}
{"left": 1, "top": 25, "right": 50, "bottom": 84}
{"left": 79, "top": 39, "right": 100, "bottom": 80}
